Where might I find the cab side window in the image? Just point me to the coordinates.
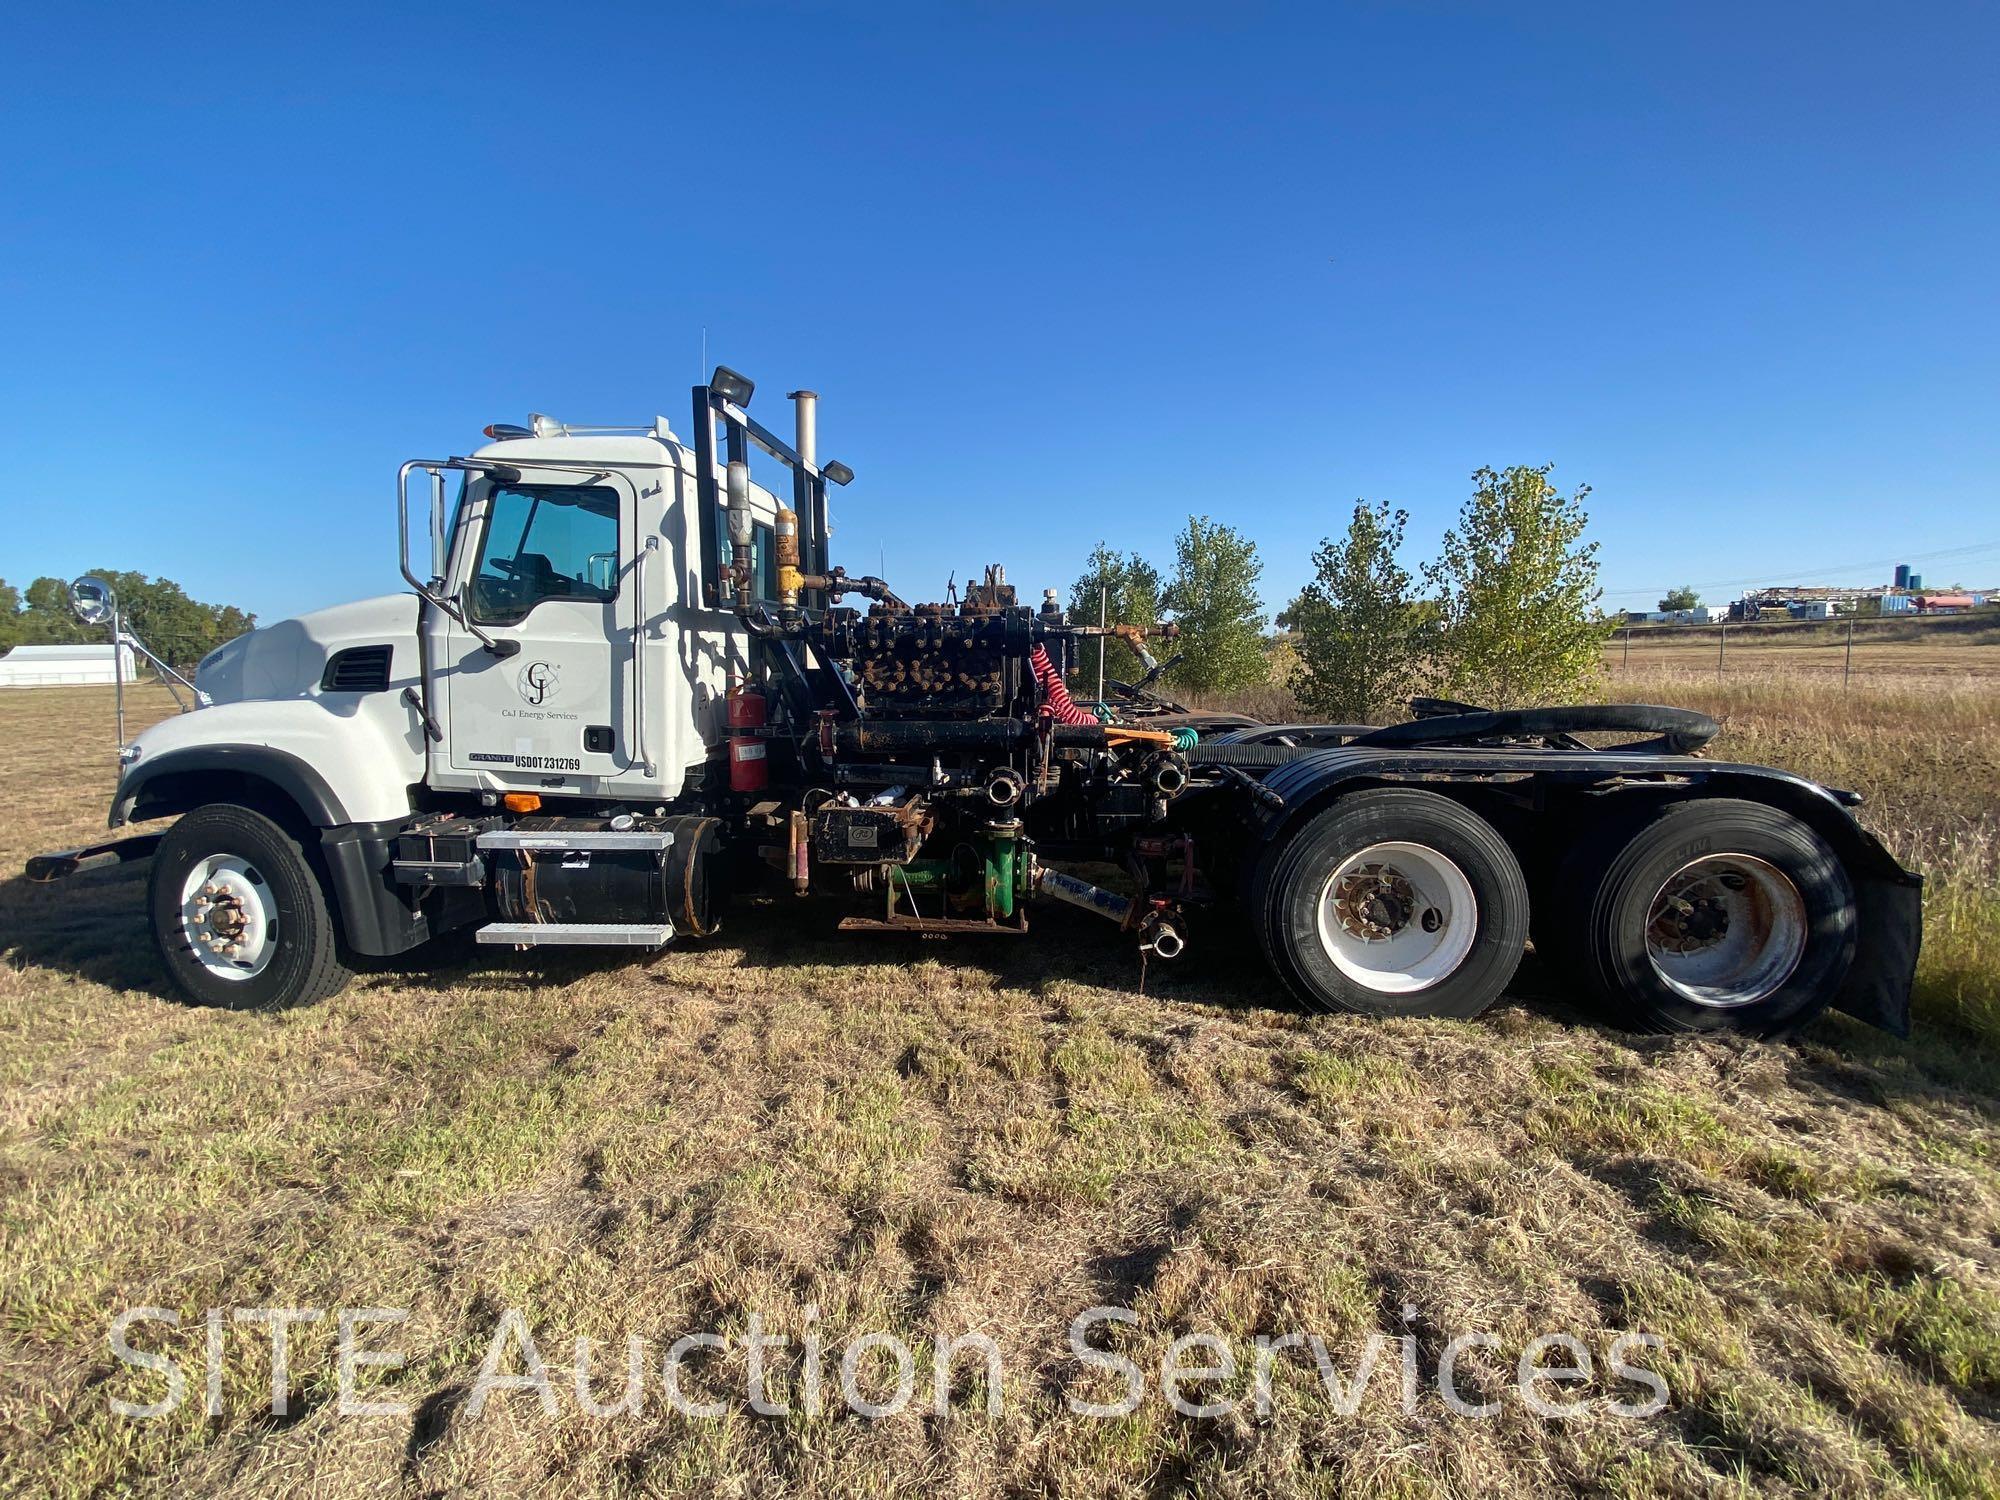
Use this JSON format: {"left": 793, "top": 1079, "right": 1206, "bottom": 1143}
{"left": 715, "top": 510, "right": 779, "bottom": 603}
{"left": 470, "top": 485, "right": 620, "bottom": 624}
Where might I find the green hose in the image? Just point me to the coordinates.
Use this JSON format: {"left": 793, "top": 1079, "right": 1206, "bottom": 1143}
{"left": 1172, "top": 726, "right": 1200, "bottom": 752}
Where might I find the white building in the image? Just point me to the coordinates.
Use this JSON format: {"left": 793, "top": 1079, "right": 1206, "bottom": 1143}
{"left": 0, "top": 643, "right": 140, "bottom": 687}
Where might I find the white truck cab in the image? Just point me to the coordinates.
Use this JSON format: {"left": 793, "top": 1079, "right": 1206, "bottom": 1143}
{"left": 420, "top": 428, "right": 772, "bottom": 805}
{"left": 39, "top": 372, "right": 827, "bottom": 1008}
{"left": 105, "top": 418, "right": 789, "bottom": 835}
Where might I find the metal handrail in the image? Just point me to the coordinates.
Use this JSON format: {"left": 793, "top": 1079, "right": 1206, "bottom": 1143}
{"left": 632, "top": 536, "right": 659, "bottom": 778}
{"left": 396, "top": 461, "right": 449, "bottom": 749}
{"left": 396, "top": 458, "right": 516, "bottom": 655}
{"left": 397, "top": 459, "right": 430, "bottom": 593}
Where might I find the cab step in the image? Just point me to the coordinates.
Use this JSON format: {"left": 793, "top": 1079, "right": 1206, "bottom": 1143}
{"left": 476, "top": 922, "right": 675, "bottom": 947}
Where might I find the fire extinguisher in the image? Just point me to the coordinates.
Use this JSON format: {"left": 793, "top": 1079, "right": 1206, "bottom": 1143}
{"left": 726, "top": 679, "right": 768, "bottom": 793}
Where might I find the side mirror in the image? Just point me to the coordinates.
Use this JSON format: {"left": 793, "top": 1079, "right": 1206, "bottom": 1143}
{"left": 456, "top": 584, "right": 520, "bottom": 658}
{"left": 69, "top": 576, "right": 115, "bottom": 628}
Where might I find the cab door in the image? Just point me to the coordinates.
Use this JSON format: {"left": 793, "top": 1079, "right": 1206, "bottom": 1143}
{"left": 439, "top": 473, "right": 639, "bottom": 794}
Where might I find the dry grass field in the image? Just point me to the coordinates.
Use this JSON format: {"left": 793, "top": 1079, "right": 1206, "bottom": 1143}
{"left": 2, "top": 671, "right": 1997, "bottom": 1498}
{"left": 1603, "top": 615, "right": 2000, "bottom": 682}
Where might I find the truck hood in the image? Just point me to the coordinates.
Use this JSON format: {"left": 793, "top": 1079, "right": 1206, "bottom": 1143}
{"left": 195, "top": 593, "right": 417, "bottom": 704}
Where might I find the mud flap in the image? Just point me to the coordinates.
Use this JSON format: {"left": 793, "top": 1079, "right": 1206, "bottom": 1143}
{"left": 1833, "top": 873, "right": 1921, "bottom": 1036}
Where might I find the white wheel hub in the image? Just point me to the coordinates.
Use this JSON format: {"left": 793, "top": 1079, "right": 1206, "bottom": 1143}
{"left": 1645, "top": 853, "right": 1805, "bottom": 1008}
{"left": 179, "top": 855, "right": 278, "bottom": 981}
{"left": 1315, "top": 841, "right": 1478, "bottom": 993}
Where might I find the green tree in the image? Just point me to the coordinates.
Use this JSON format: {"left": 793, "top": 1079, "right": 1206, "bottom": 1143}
{"left": 11, "top": 572, "right": 255, "bottom": 665}
{"left": 1160, "top": 515, "right": 1267, "bottom": 695}
{"left": 1425, "top": 465, "right": 1612, "bottom": 707}
{"left": 1288, "top": 500, "right": 1425, "bottom": 723}
{"left": 1659, "top": 585, "right": 1701, "bottom": 612}
{"left": 0, "top": 579, "right": 20, "bottom": 651}
{"left": 16, "top": 578, "right": 92, "bottom": 645}
{"left": 1066, "top": 544, "right": 1163, "bottom": 695}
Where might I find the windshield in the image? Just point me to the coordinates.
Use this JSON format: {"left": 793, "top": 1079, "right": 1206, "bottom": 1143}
{"left": 468, "top": 483, "right": 620, "bottom": 624}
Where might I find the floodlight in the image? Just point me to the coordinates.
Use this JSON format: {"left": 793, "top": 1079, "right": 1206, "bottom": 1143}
{"left": 709, "top": 365, "right": 755, "bottom": 406}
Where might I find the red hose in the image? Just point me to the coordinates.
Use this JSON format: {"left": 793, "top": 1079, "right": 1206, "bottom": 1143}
{"left": 1029, "top": 644, "right": 1099, "bottom": 726}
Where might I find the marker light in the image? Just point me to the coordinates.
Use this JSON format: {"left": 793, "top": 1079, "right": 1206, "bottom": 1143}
{"left": 482, "top": 422, "right": 531, "bottom": 440}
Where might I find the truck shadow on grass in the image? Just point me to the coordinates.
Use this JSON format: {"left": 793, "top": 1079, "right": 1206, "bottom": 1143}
{"left": 4, "top": 858, "right": 1557, "bottom": 1023}
{"left": 0, "top": 863, "right": 169, "bottom": 999}
{"left": 364, "top": 894, "right": 1305, "bottom": 1012}
{"left": 4, "top": 865, "right": 1985, "bottom": 1113}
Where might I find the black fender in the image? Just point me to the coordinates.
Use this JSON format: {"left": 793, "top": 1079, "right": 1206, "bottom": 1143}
{"left": 1235, "top": 747, "right": 1921, "bottom": 1035}
{"left": 112, "top": 746, "right": 430, "bottom": 959}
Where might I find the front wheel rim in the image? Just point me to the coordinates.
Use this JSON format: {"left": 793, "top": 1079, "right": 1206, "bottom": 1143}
{"left": 1644, "top": 853, "right": 1806, "bottom": 1008}
{"left": 179, "top": 855, "right": 279, "bottom": 981}
{"left": 1314, "top": 840, "right": 1479, "bottom": 994}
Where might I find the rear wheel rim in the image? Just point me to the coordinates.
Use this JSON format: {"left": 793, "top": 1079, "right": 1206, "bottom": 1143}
{"left": 1314, "top": 840, "right": 1478, "bottom": 994}
{"left": 1643, "top": 853, "right": 1805, "bottom": 1008}
{"left": 179, "top": 855, "right": 278, "bottom": 981}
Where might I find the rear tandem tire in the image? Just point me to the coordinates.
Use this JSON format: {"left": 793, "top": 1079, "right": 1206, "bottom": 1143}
{"left": 1547, "top": 798, "right": 1856, "bottom": 1038}
{"left": 148, "top": 803, "right": 353, "bottom": 1011}
{"left": 1252, "top": 788, "right": 1529, "bottom": 1019}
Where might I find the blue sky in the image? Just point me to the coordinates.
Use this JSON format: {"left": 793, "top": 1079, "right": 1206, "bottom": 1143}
{"left": 4, "top": 1, "right": 1996, "bottom": 623}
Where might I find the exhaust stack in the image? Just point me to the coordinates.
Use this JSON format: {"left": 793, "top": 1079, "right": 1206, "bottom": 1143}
{"left": 784, "top": 389, "right": 819, "bottom": 607}
{"left": 726, "top": 457, "right": 753, "bottom": 601}
{"left": 788, "top": 389, "right": 818, "bottom": 470}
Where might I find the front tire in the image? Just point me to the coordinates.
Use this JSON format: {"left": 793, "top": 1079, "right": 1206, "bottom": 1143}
{"left": 148, "top": 804, "right": 352, "bottom": 1009}
{"left": 1252, "top": 789, "right": 1530, "bottom": 1018}
{"left": 1549, "top": 798, "right": 1856, "bottom": 1037}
